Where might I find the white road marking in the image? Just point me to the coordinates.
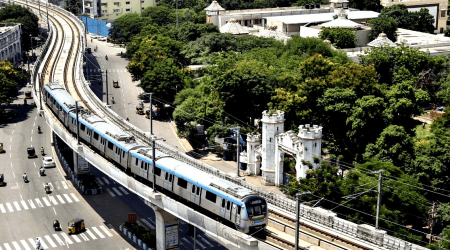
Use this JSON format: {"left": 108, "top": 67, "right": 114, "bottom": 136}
{"left": 20, "top": 239, "right": 31, "bottom": 250}
{"left": 20, "top": 200, "right": 29, "bottom": 210}
{"left": 79, "top": 233, "right": 89, "bottom": 241}
{"left": 99, "top": 225, "right": 114, "bottom": 237}
{"left": 42, "top": 197, "right": 51, "bottom": 206}
{"left": 96, "top": 177, "right": 104, "bottom": 186}
{"left": 52, "top": 234, "right": 65, "bottom": 246}
{"left": 33, "top": 162, "right": 36, "bottom": 168}
{"left": 70, "top": 235, "right": 81, "bottom": 243}
{"left": 118, "top": 187, "right": 129, "bottom": 195}
{"left": 44, "top": 235, "right": 56, "bottom": 248}
{"left": 31, "top": 137, "right": 32, "bottom": 141}
{"left": 140, "top": 218, "right": 155, "bottom": 229}
{"left": 6, "top": 203, "right": 14, "bottom": 212}
{"left": 27, "top": 239, "right": 35, "bottom": 248}
{"left": 3, "top": 243, "right": 12, "bottom": 250}
{"left": 63, "top": 194, "right": 73, "bottom": 203}
{"left": 13, "top": 201, "right": 21, "bottom": 211}
{"left": 112, "top": 187, "right": 122, "bottom": 196}
{"left": 11, "top": 241, "right": 21, "bottom": 250}
{"left": 12, "top": 130, "right": 14, "bottom": 134}
{"left": 0, "top": 204, "right": 5, "bottom": 213}
{"left": 27, "top": 199, "right": 36, "bottom": 209}
{"left": 49, "top": 196, "right": 58, "bottom": 205}
{"left": 70, "top": 193, "right": 80, "bottom": 202}
{"left": 60, "top": 233, "right": 73, "bottom": 244}
{"left": 85, "top": 228, "right": 97, "bottom": 240}
{"left": 11, "top": 163, "right": 12, "bottom": 168}
{"left": 61, "top": 181, "right": 68, "bottom": 189}
{"left": 10, "top": 137, "right": 12, "bottom": 142}
{"left": 56, "top": 195, "right": 65, "bottom": 204}
{"left": 106, "top": 188, "right": 115, "bottom": 197}
{"left": 10, "top": 153, "right": 11, "bottom": 158}
{"left": 92, "top": 227, "right": 105, "bottom": 238}
{"left": 35, "top": 198, "right": 44, "bottom": 207}
{"left": 102, "top": 177, "right": 110, "bottom": 185}
{"left": 53, "top": 207, "right": 57, "bottom": 215}
{"left": 53, "top": 182, "right": 61, "bottom": 190}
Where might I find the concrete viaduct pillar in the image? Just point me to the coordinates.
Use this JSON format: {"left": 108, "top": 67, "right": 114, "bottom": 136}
{"left": 145, "top": 200, "right": 179, "bottom": 250}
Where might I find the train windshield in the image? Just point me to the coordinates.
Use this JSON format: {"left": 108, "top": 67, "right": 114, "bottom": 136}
{"left": 247, "top": 204, "right": 266, "bottom": 216}
{"left": 243, "top": 196, "right": 267, "bottom": 218}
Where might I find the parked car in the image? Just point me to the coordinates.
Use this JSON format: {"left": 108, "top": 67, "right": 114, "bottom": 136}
{"left": 90, "top": 34, "right": 99, "bottom": 39}
{"left": 98, "top": 36, "right": 107, "bottom": 41}
{"left": 42, "top": 157, "right": 55, "bottom": 168}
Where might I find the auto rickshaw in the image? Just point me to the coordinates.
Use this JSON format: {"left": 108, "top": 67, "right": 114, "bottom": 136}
{"left": 0, "top": 174, "right": 4, "bottom": 186}
{"left": 135, "top": 102, "right": 144, "bottom": 115}
{"left": 25, "top": 91, "right": 32, "bottom": 99}
{"left": 68, "top": 218, "right": 85, "bottom": 234}
{"left": 0, "top": 142, "right": 3, "bottom": 153}
{"left": 113, "top": 80, "right": 119, "bottom": 88}
{"left": 145, "top": 110, "right": 151, "bottom": 119}
{"left": 27, "top": 147, "right": 36, "bottom": 158}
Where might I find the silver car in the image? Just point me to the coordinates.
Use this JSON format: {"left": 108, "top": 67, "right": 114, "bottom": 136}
{"left": 42, "top": 157, "right": 55, "bottom": 168}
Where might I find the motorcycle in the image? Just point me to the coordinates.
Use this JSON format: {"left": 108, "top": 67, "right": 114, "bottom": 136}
{"left": 105, "top": 55, "right": 108, "bottom": 60}
{"left": 53, "top": 220, "right": 61, "bottom": 231}
{"left": 44, "top": 183, "right": 51, "bottom": 194}
{"left": 37, "top": 126, "right": 41, "bottom": 134}
{"left": 39, "top": 167, "right": 45, "bottom": 176}
{"left": 111, "top": 97, "right": 115, "bottom": 104}
{"left": 35, "top": 239, "right": 41, "bottom": 250}
{"left": 40, "top": 147, "right": 45, "bottom": 156}
{"left": 23, "top": 174, "right": 28, "bottom": 183}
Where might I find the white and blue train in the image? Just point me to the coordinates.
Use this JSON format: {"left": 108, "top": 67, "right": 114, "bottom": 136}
{"left": 43, "top": 82, "right": 268, "bottom": 233}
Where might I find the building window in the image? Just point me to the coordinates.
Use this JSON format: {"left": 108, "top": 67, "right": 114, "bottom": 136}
{"left": 126, "top": 8, "right": 131, "bottom": 12}
{"left": 114, "top": 9, "right": 120, "bottom": 13}
{"left": 101, "top": 3, "right": 107, "bottom": 6}
{"left": 141, "top": 0, "right": 144, "bottom": 2}
{"left": 141, "top": 7, "right": 144, "bottom": 10}
{"left": 441, "top": 10, "right": 446, "bottom": 18}
{"left": 101, "top": 10, "right": 107, "bottom": 13}
{"left": 113, "top": 2, "right": 119, "bottom": 5}
{"left": 126, "top": 1, "right": 130, "bottom": 4}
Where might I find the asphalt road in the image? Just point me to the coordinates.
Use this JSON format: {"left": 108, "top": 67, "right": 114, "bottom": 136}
{"left": 0, "top": 87, "right": 134, "bottom": 250}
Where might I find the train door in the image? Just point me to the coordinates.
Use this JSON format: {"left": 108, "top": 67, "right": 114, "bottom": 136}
{"left": 220, "top": 199, "right": 232, "bottom": 220}
{"left": 163, "top": 172, "right": 173, "bottom": 192}
{"left": 115, "top": 147, "right": 121, "bottom": 163}
{"left": 190, "top": 185, "right": 201, "bottom": 205}
{"left": 232, "top": 204, "right": 239, "bottom": 225}
{"left": 72, "top": 117, "right": 77, "bottom": 132}
{"left": 99, "top": 137, "right": 106, "bottom": 153}
{"left": 86, "top": 129, "right": 92, "bottom": 143}
{"left": 140, "top": 161, "right": 148, "bottom": 179}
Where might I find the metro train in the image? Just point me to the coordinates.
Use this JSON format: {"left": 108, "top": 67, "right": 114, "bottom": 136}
{"left": 43, "top": 82, "right": 268, "bottom": 233}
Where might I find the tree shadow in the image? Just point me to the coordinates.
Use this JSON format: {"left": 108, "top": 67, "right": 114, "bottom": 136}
{"left": 0, "top": 103, "right": 37, "bottom": 128}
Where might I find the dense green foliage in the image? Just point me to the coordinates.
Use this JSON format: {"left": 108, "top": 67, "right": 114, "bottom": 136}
{"left": 319, "top": 27, "right": 356, "bottom": 48}
{"left": 367, "top": 15, "right": 398, "bottom": 42}
{"left": 0, "top": 5, "right": 39, "bottom": 50}
{"left": 0, "top": 61, "right": 28, "bottom": 104}
{"left": 380, "top": 4, "right": 435, "bottom": 33}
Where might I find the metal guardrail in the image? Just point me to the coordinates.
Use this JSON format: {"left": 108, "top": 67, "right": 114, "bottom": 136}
{"left": 19, "top": 2, "right": 430, "bottom": 249}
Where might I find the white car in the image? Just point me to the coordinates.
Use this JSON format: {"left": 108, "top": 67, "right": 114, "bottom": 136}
{"left": 98, "top": 36, "right": 107, "bottom": 41}
{"left": 90, "top": 34, "right": 99, "bottom": 39}
{"left": 42, "top": 157, "right": 55, "bottom": 168}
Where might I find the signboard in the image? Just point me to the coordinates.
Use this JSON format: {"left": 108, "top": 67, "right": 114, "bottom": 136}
{"left": 165, "top": 224, "right": 179, "bottom": 250}
{"left": 128, "top": 213, "right": 137, "bottom": 223}
{"left": 77, "top": 147, "right": 90, "bottom": 175}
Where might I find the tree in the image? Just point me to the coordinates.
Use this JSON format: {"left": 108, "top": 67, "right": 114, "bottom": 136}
{"left": 319, "top": 27, "right": 357, "bottom": 48}
{"left": 0, "top": 61, "right": 27, "bottom": 104}
{"left": 0, "top": 5, "right": 39, "bottom": 50}
{"left": 407, "top": 8, "right": 435, "bottom": 34}
{"left": 380, "top": 4, "right": 409, "bottom": 28}
{"left": 109, "top": 13, "right": 151, "bottom": 43}
{"left": 181, "top": 33, "right": 238, "bottom": 64}
{"left": 367, "top": 15, "right": 398, "bottom": 42}
{"left": 166, "top": 22, "right": 219, "bottom": 44}
{"left": 349, "top": 0, "right": 383, "bottom": 12}
{"left": 445, "top": 27, "right": 450, "bottom": 37}
{"left": 141, "top": 6, "right": 176, "bottom": 26}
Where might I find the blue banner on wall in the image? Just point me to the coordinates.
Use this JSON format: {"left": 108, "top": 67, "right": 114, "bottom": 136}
{"left": 78, "top": 16, "right": 110, "bottom": 37}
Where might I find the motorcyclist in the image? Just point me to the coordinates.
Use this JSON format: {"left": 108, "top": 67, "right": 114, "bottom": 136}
{"left": 35, "top": 237, "right": 41, "bottom": 249}
{"left": 37, "top": 125, "right": 41, "bottom": 133}
{"left": 40, "top": 147, "right": 44, "bottom": 155}
{"left": 23, "top": 173, "right": 27, "bottom": 181}
{"left": 111, "top": 96, "right": 115, "bottom": 103}
{"left": 40, "top": 166, "right": 45, "bottom": 175}
{"left": 54, "top": 220, "right": 60, "bottom": 228}
{"left": 105, "top": 55, "right": 108, "bottom": 60}
{"left": 126, "top": 117, "right": 129, "bottom": 122}
{"left": 44, "top": 183, "right": 50, "bottom": 192}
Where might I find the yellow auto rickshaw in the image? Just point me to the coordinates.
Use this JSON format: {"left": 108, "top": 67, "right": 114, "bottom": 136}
{"left": 68, "top": 218, "right": 85, "bottom": 234}
{"left": 145, "top": 110, "right": 151, "bottom": 119}
{"left": 0, "top": 142, "right": 3, "bottom": 153}
{"left": 27, "top": 147, "right": 36, "bottom": 158}
{"left": 135, "top": 102, "right": 144, "bottom": 115}
{"left": 0, "top": 174, "right": 4, "bottom": 186}
{"left": 113, "top": 80, "right": 119, "bottom": 88}
{"left": 25, "top": 91, "right": 32, "bottom": 99}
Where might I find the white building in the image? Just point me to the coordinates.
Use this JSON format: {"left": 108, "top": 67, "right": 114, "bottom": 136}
{"left": 0, "top": 23, "right": 22, "bottom": 66}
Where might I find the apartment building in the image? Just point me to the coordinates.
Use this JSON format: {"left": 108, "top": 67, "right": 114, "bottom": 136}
{"left": 0, "top": 23, "right": 22, "bottom": 66}
{"left": 88, "top": 0, "right": 157, "bottom": 22}
{"left": 380, "top": 0, "right": 447, "bottom": 33}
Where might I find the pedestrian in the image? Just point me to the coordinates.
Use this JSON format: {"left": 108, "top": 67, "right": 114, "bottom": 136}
{"left": 422, "top": 122, "right": 426, "bottom": 129}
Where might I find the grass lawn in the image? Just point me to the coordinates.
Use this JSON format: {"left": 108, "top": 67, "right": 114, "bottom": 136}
{"left": 414, "top": 123, "right": 433, "bottom": 145}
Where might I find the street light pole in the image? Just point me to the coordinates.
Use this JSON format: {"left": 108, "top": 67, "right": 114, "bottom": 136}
{"left": 105, "top": 70, "right": 109, "bottom": 105}
{"left": 29, "top": 36, "right": 33, "bottom": 63}
{"left": 374, "top": 170, "right": 383, "bottom": 229}
{"left": 38, "top": 73, "right": 43, "bottom": 110}
{"left": 236, "top": 127, "right": 240, "bottom": 177}
{"left": 295, "top": 191, "right": 310, "bottom": 250}
{"left": 149, "top": 93, "right": 153, "bottom": 135}
{"left": 75, "top": 101, "right": 80, "bottom": 145}
{"left": 151, "top": 136, "right": 165, "bottom": 192}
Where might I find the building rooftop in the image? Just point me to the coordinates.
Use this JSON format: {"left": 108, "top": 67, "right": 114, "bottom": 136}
{"left": 220, "top": 18, "right": 249, "bottom": 35}
{"left": 265, "top": 10, "right": 380, "bottom": 24}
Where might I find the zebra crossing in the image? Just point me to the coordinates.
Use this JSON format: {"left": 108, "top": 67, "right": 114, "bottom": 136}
{"left": 96, "top": 176, "right": 132, "bottom": 197}
{"left": 0, "top": 225, "right": 114, "bottom": 250}
{"left": 0, "top": 193, "right": 80, "bottom": 214}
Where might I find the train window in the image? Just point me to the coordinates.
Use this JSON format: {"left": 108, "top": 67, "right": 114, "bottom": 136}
{"left": 196, "top": 187, "right": 200, "bottom": 195}
{"left": 165, "top": 172, "right": 168, "bottom": 180}
{"left": 154, "top": 167, "right": 161, "bottom": 176}
{"left": 169, "top": 174, "right": 172, "bottom": 182}
{"left": 262, "top": 204, "right": 266, "bottom": 214}
{"left": 93, "top": 132, "right": 99, "bottom": 140}
{"left": 205, "top": 191, "right": 217, "bottom": 203}
{"left": 59, "top": 105, "right": 62, "bottom": 111}
{"left": 123, "top": 151, "right": 125, "bottom": 158}
{"left": 248, "top": 207, "right": 254, "bottom": 216}
{"left": 177, "top": 178, "right": 187, "bottom": 189}
{"left": 254, "top": 205, "right": 261, "bottom": 215}
{"left": 107, "top": 141, "right": 113, "bottom": 150}
{"left": 237, "top": 206, "right": 241, "bottom": 215}
{"left": 141, "top": 161, "right": 143, "bottom": 169}
{"left": 145, "top": 163, "right": 147, "bottom": 171}
{"left": 192, "top": 185, "right": 196, "bottom": 193}
{"left": 135, "top": 158, "right": 138, "bottom": 166}
{"left": 80, "top": 123, "right": 85, "bottom": 131}
{"left": 226, "top": 201, "right": 231, "bottom": 210}
{"left": 221, "top": 199, "right": 225, "bottom": 208}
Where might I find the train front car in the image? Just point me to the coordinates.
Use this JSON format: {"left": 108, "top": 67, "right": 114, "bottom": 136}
{"left": 242, "top": 196, "right": 268, "bottom": 233}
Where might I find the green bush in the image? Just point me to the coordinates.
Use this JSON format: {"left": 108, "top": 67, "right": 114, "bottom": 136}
{"left": 124, "top": 223, "right": 156, "bottom": 248}
{"left": 319, "top": 27, "right": 357, "bottom": 48}
{"left": 445, "top": 28, "right": 450, "bottom": 37}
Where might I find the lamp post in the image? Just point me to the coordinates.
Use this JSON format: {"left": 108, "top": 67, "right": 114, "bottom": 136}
{"left": 231, "top": 127, "right": 241, "bottom": 177}
{"left": 29, "top": 35, "right": 34, "bottom": 63}
{"left": 151, "top": 135, "right": 165, "bottom": 192}
{"left": 140, "top": 93, "right": 153, "bottom": 135}
{"left": 37, "top": 72, "right": 43, "bottom": 110}
{"left": 295, "top": 191, "right": 310, "bottom": 250}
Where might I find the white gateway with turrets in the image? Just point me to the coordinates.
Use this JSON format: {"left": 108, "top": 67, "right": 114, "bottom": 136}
{"left": 241, "top": 110, "right": 323, "bottom": 186}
